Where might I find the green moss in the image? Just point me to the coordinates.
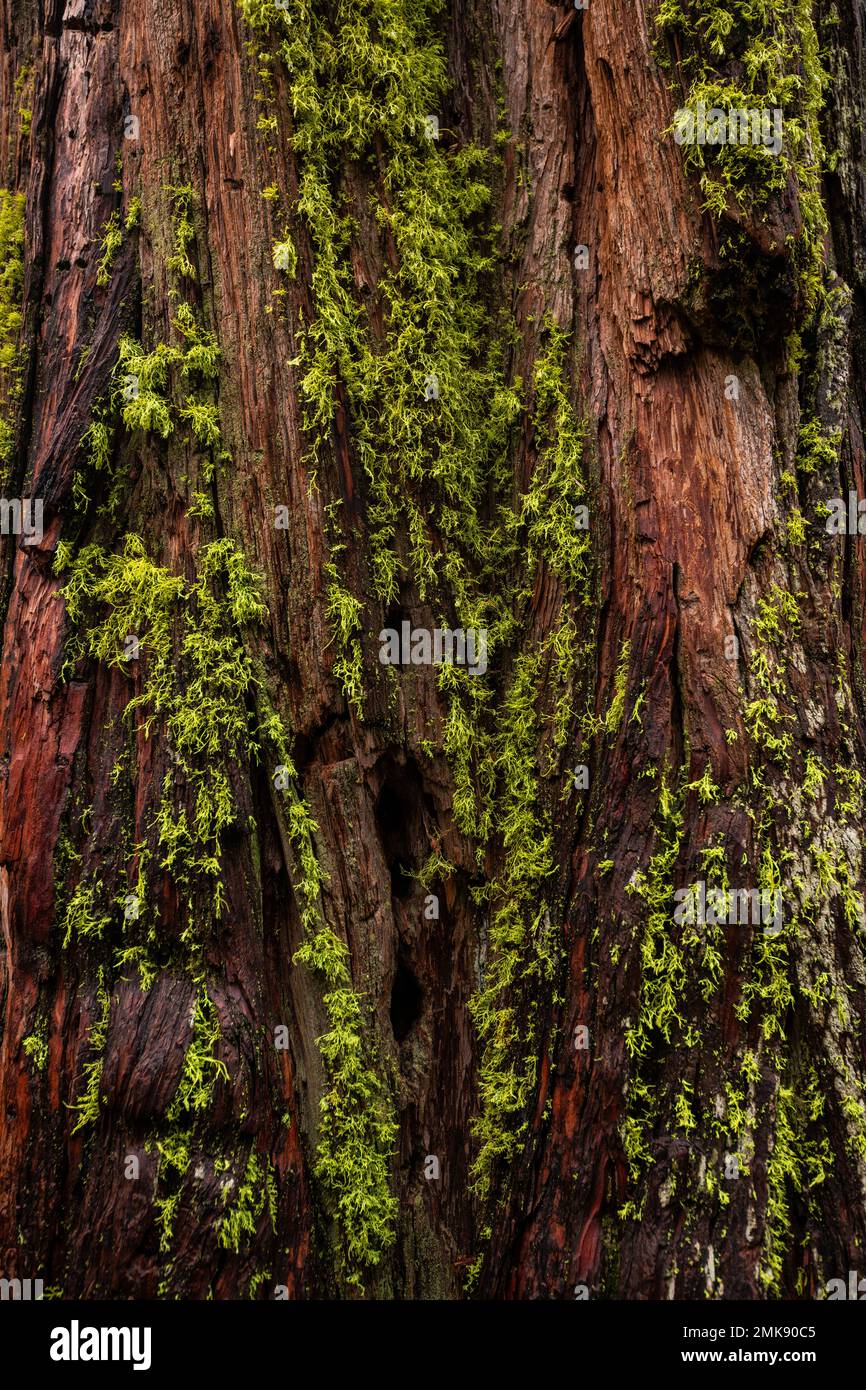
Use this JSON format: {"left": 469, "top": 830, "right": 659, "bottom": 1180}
{"left": 517, "top": 319, "right": 590, "bottom": 596}
{"left": 60, "top": 534, "right": 270, "bottom": 926}
{"left": 742, "top": 584, "right": 803, "bottom": 767}
{"left": 238, "top": 0, "right": 602, "bottom": 1271}
{"left": 168, "top": 986, "right": 230, "bottom": 1117}
{"left": 62, "top": 878, "right": 112, "bottom": 948}
{"left": 69, "top": 969, "right": 111, "bottom": 1133}
{"left": 624, "top": 768, "right": 687, "bottom": 1063}
{"left": 468, "top": 649, "right": 560, "bottom": 1195}
{"left": 22, "top": 1022, "right": 48, "bottom": 1072}
{"left": 0, "top": 188, "right": 25, "bottom": 469}
{"left": 154, "top": 1128, "right": 192, "bottom": 1252}
{"left": 656, "top": 0, "right": 829, "bottom": 304}
{"left": 97, "top": 316, "right": 226, "bottom": 485}
{"left": 165, "top": 184, "right": 197, "bottom": 282}
{"left": 604, "top": 640, "right": 632, "bottom": 736}
{"left": 796, "top": 417, "right": 841, "bottom": 477}
{"left": 760, "top": 1066, "right": 831, "bottom": 1293}
{"left": 415, "top": 850, "right": 454, "bottom": 890}
{"left": 150, "top": 983, "right": 231, "bottom": 1257}
{"left": 322, "top": 507, "right": 365, "bottom": 716}
{"left": 300, "top": 969, "right": 399, "bottom": 1280}
{"left": 263, "top": 709, "right": 399, "bottom": 1287}
{"left": 95, "top": 212, "right": 123, "bottom": 288}
{"left": 54, "top": 244, "right": 305, "bottom": 1283}
{"left": 240, "top": 0, "right": 522, "bottom": 684}
{"left": 125, "top": 196, "right": 142, "bottom": 232}
{"left": 217, "top": 1151, "right": 278, "bottom": 1252}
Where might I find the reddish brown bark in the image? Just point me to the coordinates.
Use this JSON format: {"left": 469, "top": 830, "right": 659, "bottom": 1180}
{"left": 1, "top": 0, "right": 865, "bottom": 1301}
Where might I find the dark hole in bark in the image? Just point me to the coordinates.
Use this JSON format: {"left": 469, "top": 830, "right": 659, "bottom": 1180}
{"left": 381, "top": 604, "right": 412, "bottom": 668}
{"left": 375, "top": 782, "right": 414, "bottom": 898}
{"left": 292, "top": 731, "right": 315, "bottom": 773}
{"left": 390, "top": 859, "right": 412, "bottom": 898}
{"left": 390, "top": 957, "right": 423, "bottom": 1042}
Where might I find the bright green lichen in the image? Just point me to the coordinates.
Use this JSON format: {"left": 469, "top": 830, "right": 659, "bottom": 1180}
{"left": 179, "top": 398, "right": 222, "bottom": 448}
{"left": 172, "top": 302, "right": 221, "bottom": 380}
{"left": 688, "top": 764, "right": 720, "bottom": 806}
{"left": 94, "top": 196, "right": 142, "bottom": 288}
{"left": 169, "top": 986, "right": 230, "bottom": 1117}
{"left": 116, "top": 337, "right": 177, "bottom": 439}
{"left": 271, "top": 235, "right": 297, "bottom": 277}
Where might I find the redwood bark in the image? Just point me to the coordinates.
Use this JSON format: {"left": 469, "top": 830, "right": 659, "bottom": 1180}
{"left": 1, "top": 0, "right": 865, "bottom": 1301}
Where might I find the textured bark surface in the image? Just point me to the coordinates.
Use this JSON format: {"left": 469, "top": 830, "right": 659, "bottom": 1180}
{"left": 1, "top": 0, "right": 865, "bottom": 1300}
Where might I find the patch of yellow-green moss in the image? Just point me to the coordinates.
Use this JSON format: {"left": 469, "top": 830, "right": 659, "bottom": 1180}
{"left": 656, "top": 0, "right": 829, "bottom": 305}
{"left": 0, "top": 188, "right": 25, "bottom": 471}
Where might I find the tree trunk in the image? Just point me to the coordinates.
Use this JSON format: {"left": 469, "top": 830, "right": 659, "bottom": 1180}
{"left": 1, "top": 0, "right": 865, "bottom": 1300}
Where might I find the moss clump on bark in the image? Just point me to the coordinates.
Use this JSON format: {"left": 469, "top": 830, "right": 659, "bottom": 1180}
{"left": 95, "top": 196, "right": 142, "bottom": 288}
{"left": 165, "top": 184, "right": 198, "bottom": 282}
{"left": 68, "top": 969, "right": 111, "bottom": 1134}
{"left": 239, "top": 0, "right": 522, "bottom": 679}
{"left": 267, "top": 712, "right": 399, "bottom": 1287}
{"left": 446, "top": 325, "right": 593, "bottom": 1202}
{"left": 0, "top": 188, "right": 25, "bottom": 471}
{"left": 656, "top": 0, "right": 828, "bottom": 305}
{"left": 614, "top": 544, "right": 866, "bottom": 1286}
{"left": 217, "top": 1150, "right": 278, "bottom": 1253}
{"left": 57, "top": 533, "right": 271, "bottom": 929}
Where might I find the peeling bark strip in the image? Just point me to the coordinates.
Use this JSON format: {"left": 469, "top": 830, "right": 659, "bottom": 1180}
{"left": 0, "top": 0, "right": 864, "bottom": 1301}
